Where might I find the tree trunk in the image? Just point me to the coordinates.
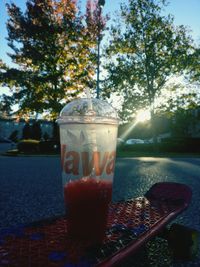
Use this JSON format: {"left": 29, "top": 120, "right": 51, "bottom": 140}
{"left": 150, "top": 108, "right": 158, "bottom": 152}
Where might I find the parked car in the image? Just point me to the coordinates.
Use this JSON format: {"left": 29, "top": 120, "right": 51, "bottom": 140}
{"left": 125, "top": 139, "right": 145, "bottom": 145}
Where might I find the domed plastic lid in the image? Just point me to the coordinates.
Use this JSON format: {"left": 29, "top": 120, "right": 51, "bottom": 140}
{"left": 57, "top": 98, "right": 119, "bottom": 125}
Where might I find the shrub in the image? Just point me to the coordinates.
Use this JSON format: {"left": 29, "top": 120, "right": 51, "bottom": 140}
{"left": 39, "top": 140, "right": 60, "bottom": 154}
{"left": 123, "top": 143, "right": 154, "bottom": 152}
{"left": 159, "top": 138, "right": 200, "bottom": 153}
{"left": 121, "top": 138, "right": 200, "bottom": 153}
{"left": 17, "top": 139, "right": 40, "bottom": 153}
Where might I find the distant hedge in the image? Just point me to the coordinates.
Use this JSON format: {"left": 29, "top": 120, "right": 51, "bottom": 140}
{"left": 16, "top": 137, "right": 200, "bottom": 154}
{"left": 17, "top": 139, "right": 40, "bottom": 153}
{"left": 39, "top": 140, "right": 60, "bottom": 153}
{"left": 160, "top": 138, "right": 200, "bottom": 153}
{"left": 121, "top": 138, "right": 200, "bottom": 153}
{"left": 17, "top": 139, "right": 60, "bottom": 154}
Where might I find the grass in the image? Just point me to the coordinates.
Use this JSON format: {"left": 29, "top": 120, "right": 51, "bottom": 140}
{"left": 116, "top": 149, "right": 200, "bottom": 158}
{"left": 3, "top": 148, "right": 200, "bottom": 158}
{"left": 2, "top": 149, "right": 59, "bottom": 157}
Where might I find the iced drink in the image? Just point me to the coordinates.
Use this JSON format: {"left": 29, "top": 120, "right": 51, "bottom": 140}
{"left": 64, "top": 177, "right": 112, "bottom": 241}
{"left": 57, "top": 98, "right": 118, "bottom": 243}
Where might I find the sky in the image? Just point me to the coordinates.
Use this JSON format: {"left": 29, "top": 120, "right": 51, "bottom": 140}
{"left": 0, "top": 0, "right": 200, "bottom": 66}
{"left": 0, "top": 0, "right": 200, "bottom": 97}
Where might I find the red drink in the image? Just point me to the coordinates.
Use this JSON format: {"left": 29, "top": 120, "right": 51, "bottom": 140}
{"left": 64, "top": 177, "right": 112, "bottom": 243}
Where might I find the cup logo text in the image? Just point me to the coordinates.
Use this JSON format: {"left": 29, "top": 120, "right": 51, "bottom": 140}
{"left": 61, "top": 144, "right": 116, "bottom": 176}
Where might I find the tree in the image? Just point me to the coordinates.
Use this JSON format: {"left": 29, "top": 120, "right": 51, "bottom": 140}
{"left": 187, "top": 46, "right": 200, "bottom": 85}
{"left": 22, "top": 122, "right": 31, "bottom": 139}
{"left": 169, "top": 108, "right": 197, "bottom": 138}
{"left": 31, "top": 121, "right": 42, "bottom": 140}
{"left": 52, "top": 121, "right": 59, "bottom": 142}
{"left": 0, "top": 60, "right": 13, "bottom": 117}
{"left": 104, "top": 0, "right": 194, "bottom": 139}
{"left": 0, "top": 0, "right": 106, "bottom": 119}
{"left": 0, "top": 94, "right": 13, "bottom": 118}
{"left": 9, "top": 130, "right": 19, "bottom": 142}
{"left": 159, "top": 83, "right": 200, "bottom": 138}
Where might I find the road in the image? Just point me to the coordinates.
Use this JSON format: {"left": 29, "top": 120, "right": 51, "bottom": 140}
{"left": 0, "top": 143, "right": 13, "bottom": 154}
{"left": 1, "top": 155, "right": 200, "bottom": 231}
{"left": 1, "top": 155, "right": 200, "bottom": 266}
{"left": 114, "top": 157, "right": 200, "bottom": 231}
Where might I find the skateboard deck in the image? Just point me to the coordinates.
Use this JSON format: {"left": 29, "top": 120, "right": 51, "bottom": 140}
{"left": 0, "top": 182, "right": 192, "bottom": 267}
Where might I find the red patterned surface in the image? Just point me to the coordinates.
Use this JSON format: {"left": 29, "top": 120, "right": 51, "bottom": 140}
{"left": 0, "top": 183, "right": 191, "bottom": 267}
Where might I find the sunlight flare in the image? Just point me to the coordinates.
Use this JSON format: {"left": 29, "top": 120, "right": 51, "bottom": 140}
{"left": 135, "top": 109, "right": 151, "bottom": 123}
{"left": 120, "top": 121, "right": 138, "bottom": 141}
{"left": 120, "top": 109, "right": 151, "bottom": 141}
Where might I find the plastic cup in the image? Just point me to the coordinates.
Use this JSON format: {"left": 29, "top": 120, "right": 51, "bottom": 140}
{"left": 57, "top": 98, "right": 118, "bottom": 243}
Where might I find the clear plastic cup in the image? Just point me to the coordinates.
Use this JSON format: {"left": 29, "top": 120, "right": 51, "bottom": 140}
{"left": 57, "top": 98, "right": 118, "bottom": 243}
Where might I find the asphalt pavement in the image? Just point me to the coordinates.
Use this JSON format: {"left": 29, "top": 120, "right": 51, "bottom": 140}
{"left": 0, "top": 155, "right": 200, "bottom": 266}
{"left": 1, "top": 156, "right": 200, "bottom": 229}
{"left": 113, "top": 157, "right": 200, "bottom": 230}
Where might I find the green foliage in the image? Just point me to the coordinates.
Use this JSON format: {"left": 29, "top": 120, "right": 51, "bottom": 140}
{"left": 0, "top": 95, "right": 13, "bottom": 118}
{"left": 187, "top": 46, "right": 200, "bottom": 84}
{"left": 0, "top": 0, "right": 106, "bottom": 118}
{"left": 39, "top": 140, "right": 60, "bottom": 153}
{"left": 155, "top": 83, "right": 200, "bottom": 138}
{"left": 120, "top": 138, "right": 200, "bottom": 153}
{"left": 156, "top": 82, "right": 199, "bottom": 115}
{"left": 104, "top": 0, "right": 194, "bottom": 122}
{"left": 160, "top": 138, "right": 200, "bottom": 152}
{"left": 169, "top": 108, "right": 198, "bottom": 138}
{"left": 17, "top": 139, "right": 60, "bottom": 154}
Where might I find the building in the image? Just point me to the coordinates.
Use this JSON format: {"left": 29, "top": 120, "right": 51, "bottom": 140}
{"left": 0, "top": 117, "right": 53, "bottom": 140}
